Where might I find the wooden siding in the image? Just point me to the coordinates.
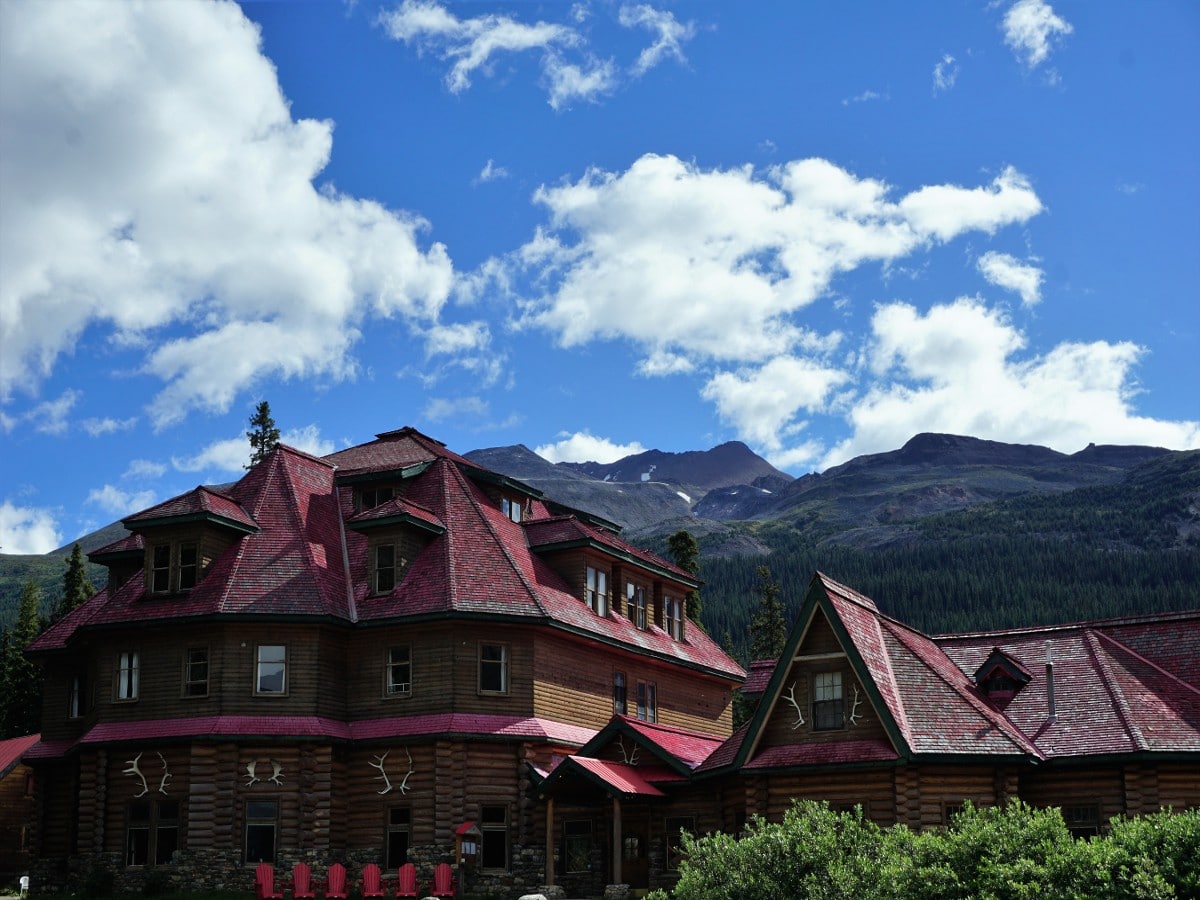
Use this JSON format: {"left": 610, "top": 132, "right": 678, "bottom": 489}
{"left": 758, "top": 659, "right": 889, "bottom": 750}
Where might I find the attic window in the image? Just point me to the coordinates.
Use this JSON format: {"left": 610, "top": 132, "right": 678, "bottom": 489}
{"left": 501, "top": 496, "right": 522, "bottom": 523}
{"left": 627, "top": 583, "right": 647, "bottom": 630}
{"left": 150, "top": 541, "right": 199, "bottom": 594}
{"left": 359, "top": 486, "right": 395, "bottom": 511}
{"left": 973, "top": 648, "right": 1033, "bottom": 704}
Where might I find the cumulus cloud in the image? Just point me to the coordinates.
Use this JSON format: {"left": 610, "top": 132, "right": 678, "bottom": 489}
{"left": 933, "top": 54, "right": 959, "bottom": 93}
{"left": 0, "top": 500, "right": 63, "bottom": 555}
{"left": 282, "top": 425, "right": 336, "bottom": 458}
{"left": 618, "top": 4, "right": 696, "bottom": 76}
{"left": 511, "top": 154, "right": 1043, "bottom": 368}
{"left": 535, "top": 432, "right": 646, "bottom": 464}
{"left": 172, "top": 423, "right": 334, "bottom": 473}
{"left": 423, "top": 395, "right": 489, "bottom": 422}
{"left": 30, "top": 390, "right": 81, "bottom": 436}
{"left": 978, "top": 251, "right": 1043, "bottom": 306}
{"left": 124, "top": 459, "right": 168, "bottom": 480}
{"left": 1002, "top": 0, "right": 1072, "bottom": 69}
{"left": 82, "top": 416, "right": 138, "bottom": 436}
{"left": 842, "top": 90, "right": 889, "bottom": 106}
{"left": 475, "top": 160, "right": 509, "bottom": 184}
{"left": 1, "top": 1, "right": 454, "bottom": 426}
{"left": 819, "top": 298, "right": 1200, "bottom": 468}
{"left": 86, "top": 484, "right": 158, "bottom": 518}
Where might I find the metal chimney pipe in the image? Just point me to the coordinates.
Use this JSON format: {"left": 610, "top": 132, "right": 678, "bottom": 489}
{"left": 1045, "top": 640, "right": 1056, "bottom": 722}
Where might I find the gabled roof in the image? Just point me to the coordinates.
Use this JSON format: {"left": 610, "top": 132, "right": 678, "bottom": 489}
{"left": 524, "top": 516, "right": 700, "bottom": 587}
{"left": 123, "top": 485, "right": 258, "bottom": 534}
{"left": 346, "top": 495, "right": 445, "bottom": 534}
{"left": 87, "top": 532, "right": 143, "bottom": 562}
{"left": 323, "top": 426, "right": 484, "bottom": 478}
{"left": 570, "top": 715, "right": 726, "bottom": 776}
{"left": 0, "top": 733, "right": 39, "bottom": 778}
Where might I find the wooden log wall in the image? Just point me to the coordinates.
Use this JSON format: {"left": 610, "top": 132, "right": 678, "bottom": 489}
{"left": 1019, "top": 766, "right": 1125, "bottom": 824}
{"left": 914, "top": 766, "right": 999, "bottom": 829}
{"left": 762, "top": 769, "right": 898, "bottom": 825}
{"left": 1157, "top": 764, "right": 1200, "bottom": 810}
{"left": 342, "top": 743, "right": 436, "bottom": 850}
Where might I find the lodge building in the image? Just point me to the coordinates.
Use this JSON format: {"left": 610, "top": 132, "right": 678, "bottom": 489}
{"left": 22, "top": 427, "right": 1200, "bottom": 897}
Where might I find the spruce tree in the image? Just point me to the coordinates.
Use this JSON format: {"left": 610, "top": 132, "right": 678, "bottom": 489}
{"left": 1, "top": 580, "right": 45, "bottom": 738}
{"left": 246, "top": 400, "right": 281, "bottom": 469}
{"left": 748, "top": 565, "right": 787, "bottom": 661}
{"left": 55, "top": 541, "right": 95, "bottom": 622}
{"left": 667, "top": 529, "right": 704, "bottom": 628}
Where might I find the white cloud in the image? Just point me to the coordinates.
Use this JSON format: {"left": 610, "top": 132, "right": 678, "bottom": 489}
{"left": 82, "top": 415, "right": 138, "bottom": 436}
{"left": 544, "top": 53, "right": 618, "bottom": 110}
{"left": 535, "top": 432, "right": 646, "bottom": 464}
{"left": 618, "top": 5, "right": 696, "bottom": 77}
{"left": 818, "top": 298, "right": 1200, "bottom": 469}
{"left": 172, "top": 435, "right": 251, "bottom": 474}
{"left": 281, "top": 425, "right": 335, "bottom": 457}
{"left": 842, "top": 89, "right": 889, "bottom": 106}
{"left": 1, "top": 1, "right": 454, "bottom": 426}
{"left": 31, "top": 390, "right": 81, "bottom": 435}
{"left": 511, "top": 154, "right": 1044, "bottom": 368}
{"left": 933, "top": 54, "right": 959, "bottom": 93}
{"left": 424, "top": 395, "right": 489, "bottom": 422}
{"left": 978, "top": 251, "right": 1043, "bottom": 306}
{"left": 86, "top": 484, "right": 158, "bottom": 518}
{"left": 1002, "top": 0, "right": 1072, "bottom": 69}
{"left": 0, "top": 500, "right": 63, "bottom": 554}
{"left": 124, "top": 459, "right": 167, "bottom": 480}
{"left": 475, "top": 159, "right": 509, "bottom": 184}
{"left": 424, "top": 321, "right": 492, "bottom": 357}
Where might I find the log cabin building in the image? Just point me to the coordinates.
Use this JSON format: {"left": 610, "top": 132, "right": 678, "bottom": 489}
{"left": 21, "top": 426, "right": 1200, "bottom": 897}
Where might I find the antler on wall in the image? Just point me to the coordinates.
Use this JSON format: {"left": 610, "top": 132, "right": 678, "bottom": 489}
{"left": 784, "top": 681, "right": 806, "bottom": 729}
{"left": 848, "top": 685, "right": 864, "bottom": 727}
{"left": 123, "top": 752, "right": 150, "bottom": 797}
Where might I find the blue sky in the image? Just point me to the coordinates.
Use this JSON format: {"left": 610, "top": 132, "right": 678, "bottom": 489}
{"left": 2, "top": 0, "right": 1198, "bottom": 554}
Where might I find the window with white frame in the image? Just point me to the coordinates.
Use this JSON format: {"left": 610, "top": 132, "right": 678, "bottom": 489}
{"left": 501, "top": 496, "right": 523, "bottom": 523}
{"left": 585, "top": 566, "right": 608, "bottom": 616}
{"left": 627, "top": 583, "right": 646, "bottom": 630}
{"left": 116, "top": 651, "right": 139, "bottom": 701}
{"left": 664, "top": 595, "right": 684, "bottom": 640}
{"left": 386, "top": 645, "right": 412, "bottom": 696}
{"left": 812, "top": 671, "right": 843, "bottom": 730}
{"left": 255, "top": 645, "right": 287, "bottom": 695}
{"left": 375, "top": 543, "right": 397, "bottom": 594}
{"left": 479, "top": 643, "right": 508, "bottom": 694}
{"left": 183, "top": 647, "right": 209, "bottom": 698}
{"left": 636, "top": 680, "right": 656, "bottom": 723}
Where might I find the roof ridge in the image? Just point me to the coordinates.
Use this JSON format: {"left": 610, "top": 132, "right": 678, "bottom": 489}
{"left": 937, "top": 607, "right": 1200, "bottom": 641}
{"left": 1082, "top": 629, "right": 1147, "bottom": 752}
{"left": 1090, "top": 629, "right": 1200, "bottom": 698}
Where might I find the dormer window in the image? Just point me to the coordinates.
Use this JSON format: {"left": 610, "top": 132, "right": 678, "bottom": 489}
{"left": 664, "top": 595, "right": 684, "bottom": 641}
{"left": 585, "top": 566, "right": 608, "bottom": 616}
{"left": 627, "top": 583, "right": 647, "bottom": 630}
{"left": 375, "top": 544, "right": 397, "bottom": 594}
{"left": 359, "top": 486, "right": 395, "bottom": 511}
{"left": 973, "top": 648, "right": 1033, "bottom": 707}
{"left": 501, "top": 496, "right": 522, "bottom": 523}
{"left": 150, "top": 541, "right": 199, "bottom": 594}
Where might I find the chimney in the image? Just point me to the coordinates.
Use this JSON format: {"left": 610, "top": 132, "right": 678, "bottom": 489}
{"left": 1045, "top": 640, "right": 1056, "bottom": 722}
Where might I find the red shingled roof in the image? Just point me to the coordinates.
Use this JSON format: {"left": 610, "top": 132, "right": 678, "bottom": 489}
{"left": 0, "top": 733, "right": 39, "bottom": 777}
{"left": 124, "top": 485, "right": 257, "bottom": 531}
{"left": 614, "top": 716, "right": 726, "bottom": 769}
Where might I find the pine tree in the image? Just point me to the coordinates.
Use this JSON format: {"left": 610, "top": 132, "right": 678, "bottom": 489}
{"left": 54, "top": 541, "right": 95, "bottom": 622}
{"left": 1, "top": 580, "right": 45, "bottom": 738}
{"left": 667, "top": 529, "right": 704, "bottom": 628}
{"left": 748, "top": 565, "right": 787, "bottom": 661}
{"left": 246, "top": 400, "right": 281, "bottom": 469}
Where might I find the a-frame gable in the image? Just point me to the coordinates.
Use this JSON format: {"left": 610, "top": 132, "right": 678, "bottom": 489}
{"left": 734, "top": 573, "right": 913, "bottom": 770}
{"left": 570, "top": 716, "right": 701, "bottom": 777}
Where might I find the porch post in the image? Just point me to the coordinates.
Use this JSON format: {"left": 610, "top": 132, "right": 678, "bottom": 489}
{"left": 545, "top": 797, "right": 555, "bottom": 886}
{"left": 612, "top": 794, "right": 622, "bottom": 885}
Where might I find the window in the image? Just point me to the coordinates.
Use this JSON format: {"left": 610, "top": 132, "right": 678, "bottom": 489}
{"left": 501, "top": 497, "right": 522, "bottom": 523}
{"left": 151, "top": 545, "right": 171, "bottom": 593}
{"left": 360, "top": 486, "right": 395, "bottom": 511}
{"left": 245, "top": 800, "right": 278, "bottom": 863}
{"left": 664, "top": 595, "right": 684, "bottom": 640}
{"left": 479, "top": 644, "right": 507, "bottom": 694}
{"left": 69, "top": 673, "right": 86, "bottom": 718}
{"left": 183, "top": 648, "right": 209, "bottom": 698}
{"left": 636, "top": 681, "right": 656, "bottom": 723}
{"left": 1063, "top": 804, "right": 1100, "bottom": 838}
{"left": 116, "top": 651, "right": 139, "bottom": 701}
{"left": 385, "top": 807, "right": 411, "bottom": 868}
{"left": 126, "top": 799, "right": 179, "bottom": 866}
{"left": 151, "top": 542, "right": 199, "bottom": 594}
{"left": 480, "top": 805, "right": 508, "bottom": 870}
{"left": 812, "top": 671, "right": 844, "bottom": 730}
{"left": 665, "top": 816, "right": 695, "bottom": 871}
{"left": 563, "top": 820, "right": 592, "bottom": 874}
{"left": 255, "top": 645, "right": 287, "bottom": 695}
{"left": 612, "top": 671, "right": 627, "bottom": 716}
{"left": 375, "top": 544, "right": 397, "bottom": 594}
{"left": 627, "top": 583, "right": 646, "bottom": 630}
{"left": 585, "top": 566, "right": 608, "bottom": 616}
{"left": 386, "top": 646, "right": 412, "bottom": 696}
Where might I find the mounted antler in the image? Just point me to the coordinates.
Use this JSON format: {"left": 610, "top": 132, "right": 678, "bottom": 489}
{"left": 396, "top": 747, "right": 414, "bottom": 795}
{"left": 268, "top": 759, "right": 284, "bottom": 785}
{"left": 784, "top": 682, "right": 805, "bottom": 729}
{"left": 848, "top": 685, "right": 864, "bottom": 727}
{"left": 123, "top": 752, "right": 150, "bottom": 797}
{"left": 156, "top": 752, "right": 172, "bottom": 795}
{"left": 369, "top": 752, "right": 393, "bottom": 794}
{"left": 245, "top": 760, "right": 260, "bottom": 786}
{"left": 617, "top": 736, "right": 640, "bottom": 766}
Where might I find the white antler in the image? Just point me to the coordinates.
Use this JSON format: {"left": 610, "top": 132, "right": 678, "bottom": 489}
{"left": 396, "top": 747, "right": 414, "bottom": 795}
{"left": 245, "top": 760, "right": 260, "bottom": 786}
{"left": 369, "top": 752, "right": 393, "bottom": 795}
{"left": 784, "top": 682, "right": 805, "bottom": 729}
{"left": 156, "top": 752, "right": 172, "bottom": 795}
{"left": 268, "top": 759, "right": 284, "bottom": 785}
{"left": 848, "top": 685, "right": 864, "bottom": 727}
{"left": 123, "top": 752, "right": 149, "bottom": 797}
{"left": 617, "top": 736, "right": 640, "bottom": 766}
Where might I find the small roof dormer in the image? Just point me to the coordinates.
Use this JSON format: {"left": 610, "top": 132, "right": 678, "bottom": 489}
{"left": 973, "top": 647, "right": 1033, "bottom": 706}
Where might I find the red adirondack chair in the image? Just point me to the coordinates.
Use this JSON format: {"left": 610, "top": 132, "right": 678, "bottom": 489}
{"left": 428, "top": 862, "right": 456, "bottom": 899}
{"left": 393, "top": 863, "right": 418, "bottom": 899}
{"left": 319, "top": 862, "right": 348, "bottom": 900}
{"left": 359, "top": 863, "right": 385, "bottom": 900}
{"left": 287, "top": 862, "right": 316, "bottom": 900}
{"left": 254, "top": 863, "right": 284, "bottom": 900}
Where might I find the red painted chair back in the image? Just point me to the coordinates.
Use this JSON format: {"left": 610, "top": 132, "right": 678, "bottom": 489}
{"left": 429, "top": 862, "right": 456, "bottom": 898}
{"left": 360, "top": 862, "right": 385, "bottom": 899}
{"left": 254, "top": 863, "right": 283, "bottom": 900}
{"left": 394, "top": 863, "right": 418, "bottom": 898}
{"left": 323, "top": 862, "right": 348, "bottom": 900}
{"left": 290, "top": 862, "right": 316, "bottom": 900}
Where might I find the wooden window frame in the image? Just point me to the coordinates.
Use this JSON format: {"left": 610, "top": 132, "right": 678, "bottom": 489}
{"left": 501, "top": 496, "right": 523, "bottom": 523}
{"left": 183, "top": 647, "right": 209, "bottom": 698}
{"left": 244, "top": 799, "right": 278, "bottom": 864}
{"left": 68, "top": 672, "right": 86, "bottom": 719}
{"left": 585, "top": 566, "right": 608, "bottom": 616}
{"left": 636, "top": 680, "right": 657, "bottom": 723}
{"left": 480, "top": 804, "right": 509, "bottom": 872}
{"left": 563, "top": 820, "right": 592, "bottom": 874}
{"left": 612, "top": 671, "right": 627, "bottom": 716}
{"left": 664, "top": 595, "right": 684, "bottom": 640}
{"left": 150, "top": 541, "right": 199, "bottom": 594}
{"left": 664, "top": 815, "right": 695, "bottom": 872}
{"left": 126, "top": 798, "right": 179, "bottom": 867}
{"left": 627, "top": 583, "right": 647, "bottom": 630}
{"left": 811, "top": 670, "right": 844, "bottom": 731}
{"left": 374, "top": 543, "right": 397, "bottom": 594}
{"left": 115, "top": 651, "right": 139, "bottom": 702}
{"left": 478, "top": 643, "right": 508, "bottom": 695}
{"left": 385, "top": 645, "right": 412, "bottom": 697}
{"left": 254, "top": 644, "right": 288, "bottom": 696}
{"left": 385, "top": 806, "right": 411, "bottom": 869}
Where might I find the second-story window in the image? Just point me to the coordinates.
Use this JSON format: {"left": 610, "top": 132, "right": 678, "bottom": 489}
{"left": 177, "top": 543, "right": 198, "bottom": 591}
{"left": 812, "top": 671, "right": 844, "bottom": 730}
{"left": 636, "top": 681, "right": 657, "bottom": 723}
{"left": 255, "top": 645, "right": 287, "bottom": 695}
{"left": 613, "top": 671, "right": 627, "bottom": 715}
{"left": 479, "top": 643, "right": 508, "bottom": 694}
{"left": 386, "top": 646, "right": 411, "bottom": 696}
{"left": 359, "top": 486, "right": 395, "bottom": 511}
{"left": 585, "top": 566, "right": 608, "bottom": 616}
{"left": 69, "top": 673, "right": 86, "bottom": 718}
{"left": 627, "top": 584, "right": 646, "bottom": 630}
{"left": 116, "top": 651, "right": 139, "bottom": 701}
{"left": 664, "top": 596, "right": 684, "bottom": 640}
{"left": 184, "top": 648, "right": 209, "bottom": 698}
{"left": 501, "top": 497, "right": 522, "bottom": 522}
{"left": 375, "top": 544, "right": 397, "bottom": 594}
{"left": 151, "top": 545, "right": 171, "bottom": 593}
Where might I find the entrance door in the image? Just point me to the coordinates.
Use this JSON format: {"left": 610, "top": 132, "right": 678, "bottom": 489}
{"left": 621, "top": 830, "right": 648, "bottom": 889}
